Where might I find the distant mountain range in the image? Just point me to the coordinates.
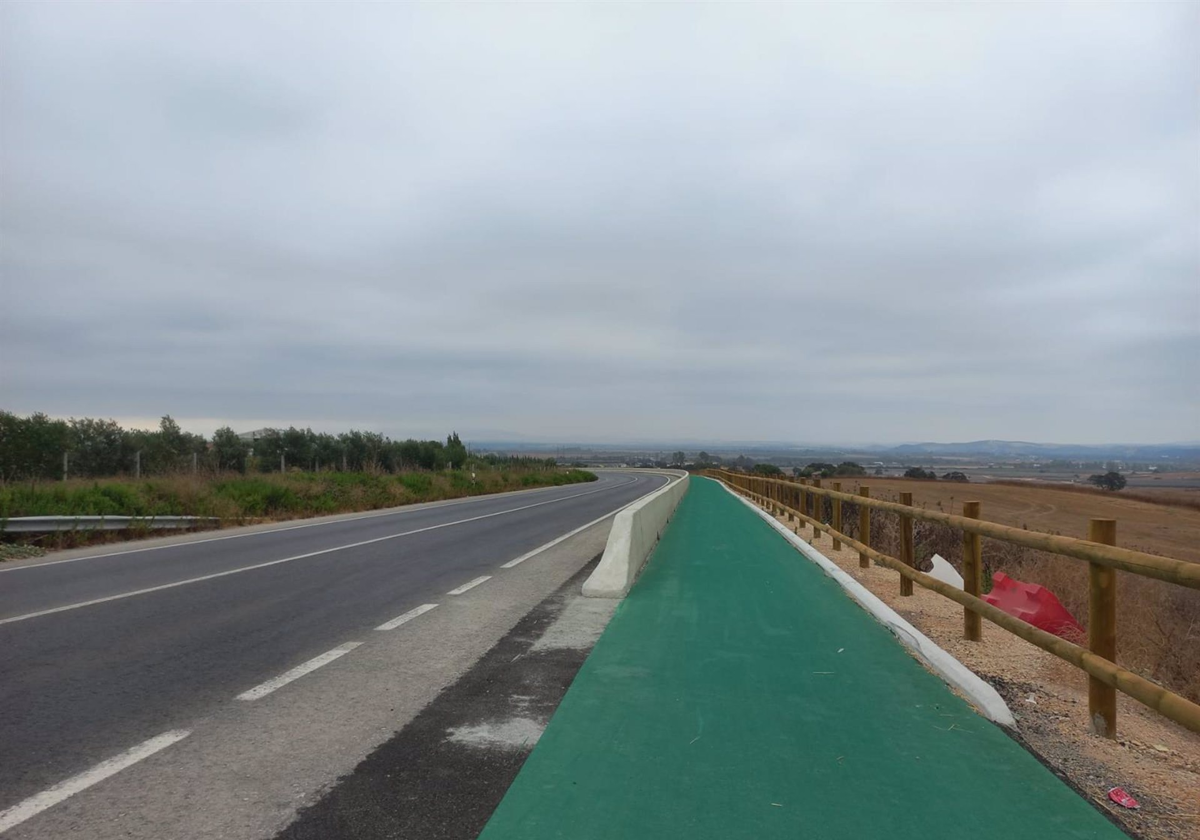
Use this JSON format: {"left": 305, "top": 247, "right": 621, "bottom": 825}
{"left": 474, "top": 438, "right": 1200, "bottom": 462}
{"left": 864, "top": 440, "right": 1200, "bottom": 459}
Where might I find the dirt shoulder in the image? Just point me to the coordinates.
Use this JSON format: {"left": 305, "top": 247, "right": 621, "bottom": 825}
{"left": 773, "top": 511, "right": 1200, "bottom": 840}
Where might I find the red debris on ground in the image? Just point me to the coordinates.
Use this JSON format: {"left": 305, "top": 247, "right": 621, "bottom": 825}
{"left": 1106, "top": 788, "right": 1140, "bottom": 810}
{"left": 983, "top": 572, "right": 1085, "bottom": 640}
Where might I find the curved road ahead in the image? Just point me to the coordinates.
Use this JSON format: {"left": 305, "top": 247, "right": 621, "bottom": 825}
{"left": 0, "top": 470, "right": 668, "bottom": 838}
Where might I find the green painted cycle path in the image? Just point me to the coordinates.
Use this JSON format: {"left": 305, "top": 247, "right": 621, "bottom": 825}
{"left": 478, "top": 477, "right": 1126, "bottom": 840}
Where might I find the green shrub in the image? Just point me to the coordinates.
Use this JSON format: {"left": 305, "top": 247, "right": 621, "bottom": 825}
{"left": 1, "top": 468, "right": 599, "bottom": 533}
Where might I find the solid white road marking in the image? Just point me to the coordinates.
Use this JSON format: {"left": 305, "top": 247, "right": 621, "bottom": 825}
{"left": 236, "top": 642, "right": 363, "bottom": 701}
{"left": 500, "top": 500, "right": 643, "bottom": 568}
{"left": 0, "top": 476, "right": 655, "bottom": 626}
{"left": 0, "top": 473, "right": 643, "bottom": 574}
{"left": 447, "top": 576, "right": 491, "bottom": 595}
{"left": 376, "top": 603, "right": 438, "bottom": 631}
{"left": 0, "top": 729, "right": 190, "bottom": 834}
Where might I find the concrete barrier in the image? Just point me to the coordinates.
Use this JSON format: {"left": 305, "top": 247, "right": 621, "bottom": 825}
{"left": 583, "top": 472, "right": 689, "bottom": 598}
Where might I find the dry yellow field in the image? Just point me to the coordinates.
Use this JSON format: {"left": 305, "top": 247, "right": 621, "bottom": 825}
{"left": 819, "top": 476, "right": 1200, "bottom": 565}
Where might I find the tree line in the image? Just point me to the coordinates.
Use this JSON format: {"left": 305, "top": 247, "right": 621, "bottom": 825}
{"left": 0, "top": 412, "right": 554, "bottom": 481}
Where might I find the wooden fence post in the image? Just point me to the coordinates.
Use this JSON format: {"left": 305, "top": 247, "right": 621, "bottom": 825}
{"left": 812, "top": 478, "right": 822, "bottom": 536}
{"left": 831, "top": 482, "right": 842, "bottom": 550}
{"left": 899, "top": 491, "right": 914, "bottom": 596}
{"left": 962, "top": 501, "right": 982, "bottom": 641}
{"left": 1088, "top": 518, "right": 1118, "bottom": 738}
{"left": 858, "top": 486, "right": 870, "bottom": 568}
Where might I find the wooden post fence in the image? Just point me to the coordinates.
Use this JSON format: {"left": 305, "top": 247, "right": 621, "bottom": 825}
{"left": 858, "top": 486, "right": 871, "bottom": 568}
{"left": 831, "top": 482, "right": 843, "bottom": 551}
{"left": 705, "top": 469, "right": 1200, "bottom": 737}
{"left": 962, "top": 501, "right": 982, "bottom": 641}
{"left": 899, "top": 491, "right": 914, "bottom": 596}
{"left": 1088, "top": 518, "right": 1118, "bottom": 738}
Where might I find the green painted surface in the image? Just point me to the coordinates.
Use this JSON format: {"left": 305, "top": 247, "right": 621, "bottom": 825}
{"left": 479, "top": 477, "right": 1126, "bottom": 840}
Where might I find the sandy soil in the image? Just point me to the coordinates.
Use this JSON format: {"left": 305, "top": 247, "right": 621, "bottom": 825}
{"left": 770, "top": 509, "right": 1200, "bottom": 840}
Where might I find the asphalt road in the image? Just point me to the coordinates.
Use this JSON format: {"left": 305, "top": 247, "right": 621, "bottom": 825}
{"left": 0, "top": 470, "right": 667, "bottom": 837}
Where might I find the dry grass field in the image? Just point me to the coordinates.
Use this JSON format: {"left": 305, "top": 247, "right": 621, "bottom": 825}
{"left": 828, "top": 476, "right": 1200, "bottom": 565}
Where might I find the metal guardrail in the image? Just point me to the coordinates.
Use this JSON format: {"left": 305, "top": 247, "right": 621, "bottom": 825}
{"left": 1, "top": 516, "right": 219, "bottom": 534}
{"left": 710, "top": 469, "right": 1200, "bottom": 737}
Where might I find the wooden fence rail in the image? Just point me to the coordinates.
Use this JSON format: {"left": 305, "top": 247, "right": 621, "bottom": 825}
{"left": 709, "top": 469, "right": 1200, "bottom": 738}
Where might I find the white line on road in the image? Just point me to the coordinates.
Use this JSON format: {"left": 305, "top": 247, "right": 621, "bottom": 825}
{"left": 0, "top": 476, "right": 654, "bottom": 626}
{"left": 0, "top": 473, "right": 642, "bottom": 574}
{"left": 447, "top": 576, "right": 491, "bottom": 595}
{"left": 0, "top": 729, "right": 190, "bottom": 834}
{"left": 500, "top": 499, "right": 642, "bottom": 568}
{"left": 236, "top": 642, "right": 363, "bottom": 701}
{"left": 376, "top": 603, "right": 438, "bottom": 630}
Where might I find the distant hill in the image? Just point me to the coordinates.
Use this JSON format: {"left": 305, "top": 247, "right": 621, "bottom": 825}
{"left": 875, "top": 440, "right": 1200, "bottom": 460}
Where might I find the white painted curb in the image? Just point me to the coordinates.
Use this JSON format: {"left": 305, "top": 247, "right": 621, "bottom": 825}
{"left": 582, "top": 472, "right": 689, "bottom": 599}
{"left": 716, "top": 480, "right": 1015, "bottom": 727}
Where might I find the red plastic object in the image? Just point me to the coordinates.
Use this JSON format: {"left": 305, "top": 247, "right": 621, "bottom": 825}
{"left": 983, "top": 572, "right": 1084, "bottom": 640}
{"left": 1107, "top": 788, "right": 1139, "bottom": 809}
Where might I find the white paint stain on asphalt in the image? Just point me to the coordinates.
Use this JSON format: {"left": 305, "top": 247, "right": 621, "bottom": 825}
{"left": 447, "top": 718, "right": 544, "bottom": 750}
{"left": 530, "top": 596, "right": 617, "bottom": 652}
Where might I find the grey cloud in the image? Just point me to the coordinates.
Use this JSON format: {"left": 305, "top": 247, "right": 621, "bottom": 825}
{"left": 1, "top": 2, "right": 1197, "bottom": 444}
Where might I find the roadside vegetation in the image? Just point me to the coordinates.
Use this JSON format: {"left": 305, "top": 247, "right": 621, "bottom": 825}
{"left": 0, "top": 411, "right": 532, "bottom": 479}
{"left": 0, "top": 411, "right": 598, "bottom": 547}
{"left": 1, "top": 468, "right": 597, "bottom": 541}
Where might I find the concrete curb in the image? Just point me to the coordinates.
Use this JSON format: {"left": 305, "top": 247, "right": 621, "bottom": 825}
{"left": 716, "top": 479, "right": 1016, "bottom": 727}
{"left": 582, "top": 472, "right": 689, "bottom": 599}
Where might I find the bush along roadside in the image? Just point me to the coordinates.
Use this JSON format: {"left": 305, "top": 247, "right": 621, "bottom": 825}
{"left": 0, "top": 469, "right": 599, "bottom": 546}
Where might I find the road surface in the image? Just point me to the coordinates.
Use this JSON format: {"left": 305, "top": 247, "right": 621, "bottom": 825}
{"left": 0, "top": 470, "right": 667, "bottom": 838}
{"left": 477, "top": 478, "right": 1126, "bottom": 840}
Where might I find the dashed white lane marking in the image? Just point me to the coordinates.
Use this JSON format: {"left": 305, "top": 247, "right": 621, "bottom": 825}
{"left": 0, "top": 729, "right": 191, "bottom": 834}
{"left": 447, "top": 576, "right": 491, "bottom": 595}
{"left": 376, "top": 603, "right": 438, "bottom": 631}
{"left": 236, "top": 643, "right": 363, "bottom": 701}
{"left": 0, "top": 476, "right": 652, "bottom": 627}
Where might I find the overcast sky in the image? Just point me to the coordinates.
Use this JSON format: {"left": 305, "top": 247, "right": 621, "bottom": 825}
{"left": 1, "top": 3, "right": 1196, "bottom": 445}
